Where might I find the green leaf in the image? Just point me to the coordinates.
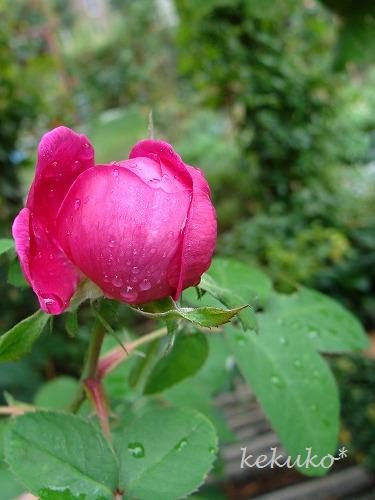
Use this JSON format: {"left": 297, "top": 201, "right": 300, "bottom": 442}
{"left": 7, "top": 258, "right": 29, "bottom": 288}
{"left": 0, "top": 310, "right": 49, "bottom": 363}
{"left": 117, "top": 407, "right": 217, "bottom": 499}
{"left": 226, "top": 319, "right": 339, "bottom": 476}
{"left": 263, "top": 288, "right": 368, "bottom": 353}
{"left": 64, "top": 311, "right": 79, "bottom": 338}
{"left": 34, "top": 376, "right": 79, "bottom": 409}
{"left": 195, "top": 257, "right": 272, "bottom": 331}
{"left": 144, "top": 332, "right": 208, "bottom": 394}
{"left": 0, "top": 238, "right": 14, "bottom": 256}
{"left": 164, "top": 383, "right": 235, "bottom": 443}
{"left": 204, "top": 257, "right": 272, "bottom": 307}
{"left": 0, "top": 466, "right": 24, "bottom": 500}
{"left": 4, "top": 412, "right": 118, "bottom": 499}
{"left": 133, "top": 296, "right": 247, "bottom": 328}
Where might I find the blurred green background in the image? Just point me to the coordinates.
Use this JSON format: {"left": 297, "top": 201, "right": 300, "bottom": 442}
{"left": 0, "top": 0, "right": 375, "bottom": 491}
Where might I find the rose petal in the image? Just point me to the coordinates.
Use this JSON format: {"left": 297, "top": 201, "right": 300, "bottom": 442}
{"left": 129, "top": 140, "right": 216, "bottom": 299}
{"left": 56, "top": 162, "right": 191, "bottom": 304}
{"left": 172, "top": 166, "right": 217, "bottom": 298}
{"left": 27, "top": 126, "right": 95, "bottom": 233}
{"left": 12, "top": 208, "right": 81, "bottom": 314}
{"left": 128, "top": 139, "right": 192, "bottom": 191}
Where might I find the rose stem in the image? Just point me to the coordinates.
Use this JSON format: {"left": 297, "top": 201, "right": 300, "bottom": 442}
{"left": 98, "top": 326, "right": 168, "bottom": 379}
{"left": 70, "top": 321, "right": 107, "bottom": 425}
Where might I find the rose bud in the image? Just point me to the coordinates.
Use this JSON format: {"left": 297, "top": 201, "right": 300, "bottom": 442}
{"left": 12, "top": 127, "right": 217, "bottom": 314}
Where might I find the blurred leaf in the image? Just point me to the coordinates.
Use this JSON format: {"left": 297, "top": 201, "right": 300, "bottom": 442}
{"left": 7, "top": 258, "right": 28, "bottom": 288}
{"left": 263, "top": 288, "right": 369, "bottom": 353}
{"left": 164, "top": 382, "right": 235, "bottom": 443}
{"left": 64, "top": 311, "right": 79, "bottom": 338}
{"left": 5, "top": 412, "right": 118, "bottom": 499}
{"left": 199, "top": 258, "right": 272, "bottom": 330}
{"left": 117, "top": 407, "right": 217, "bottom": 499}
{"left": 144, "top": 331, "right": 208, "bottom": 394}
{"left": 0, "top": 239, "right": 14, "bottom": 256}
{"left": 34, "top": 376, "right": 79, "bottom": 410}
{"left": 226, "top": 319, "right": 339, "bottom": 476}
{"left": 207, "top": 258, "right": 273, "bottom": 305}
{"left": 0, "top": 310, "right": 49, "bottom": 363}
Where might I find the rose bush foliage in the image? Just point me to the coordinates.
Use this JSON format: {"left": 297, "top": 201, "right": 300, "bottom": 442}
{"left": 12, "top": 127, "right": 216, "bottom": 314}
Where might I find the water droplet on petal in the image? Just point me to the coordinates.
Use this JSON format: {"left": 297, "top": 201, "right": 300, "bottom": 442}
{"left": 109, "top": 239, "right": 116, "bottom": 248}
{"left": 48, "top": 189, "right": 55, "bottom": 198}
{"left": 112, "top": 275, "right": 123, "bottom": 287}
{"left": 51, "top": 161, "right": 58, "bottom": 168}
{"left": 73, "top": 160, "right": 81, "bottom": 170}
{"left": 128, "top": 442, "right": 144, "bottom": 458}
{"left": 120, "top": 286, "right": 138, "bottom": 302}
{"left": 132, "top": 266, "right": 139, "bottom": 274}
{"left": 40, "top": 294, "right": 64, "bottom": 314}
{"left": 74, "top": 199, "right": 81, "bottom": 209}
{"left": 129, "top": 162, "right": 137, "bottom": 168}
{"left": 113, "top": 168, "right": 119, "bottom": 177}
{"left": 140, "top": 279, "right": 151, "bottom": 291}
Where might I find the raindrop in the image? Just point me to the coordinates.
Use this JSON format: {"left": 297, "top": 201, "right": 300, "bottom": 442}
{"left": 112, "top": 275, "right": 123, "bottom": 287}
{"left": 103, "top": 273, "right": 110, "bottom": 283}
{"left": 140, "top": 279, "right": 151, "bottom": 291}
{"left": 84, "top": 142, "right": 90, "bottom": 149}
{"left": 175, "top": 438, "right": 187, "bottom": 452}
{"left": 132, "top": 266, "right": 140, "bottom": 274}
{"left": 271, "top": 376, "right": 283, "bottom": 388}
{"left": 129, "top": 162, "right": 137, "bottom": 168}
{"left": 167, "top": 231, "right": 174, "bottom": 238}
{"left": 109, "top": 239, "right": 116, "bottom": 248}
{"left": 121, "top": 286, "right": 138, "bottom": 302}
{"left": 74, "top": 199, "right": 81, "bottom": 209}
{"left": 127, "top": 442, "right": 144, "bottom": 458}
{"left": 132, "top": 249, "right": 137, "bottom": 255}
{"left": 48, "top": 189, "right": 55, "bottom": 198}
{"left": 40, "top": 294, "right": 64, "bottom": 314}
{"left": 51, "top": 161, "right": 58, "bottom": 168}
{"left": 113, "top": 168, "right": 119, "bottom": 177}
{"left": 235, "top": 334, "right": 246, "bottom": 345}
{"left": 73, "top": 160, "right": 81, "bottom": 170}
{"left": 308, "top": 329, "right": 319, "bottom": 339}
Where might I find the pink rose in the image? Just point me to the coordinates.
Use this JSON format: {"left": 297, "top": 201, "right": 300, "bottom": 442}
{"left": 12, "top": 127, "right": 217, "bottom": 314}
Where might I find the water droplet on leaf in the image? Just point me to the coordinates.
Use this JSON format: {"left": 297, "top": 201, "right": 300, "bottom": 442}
{"left": 128, "top": 442, "right": 144, "bottom": 458}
